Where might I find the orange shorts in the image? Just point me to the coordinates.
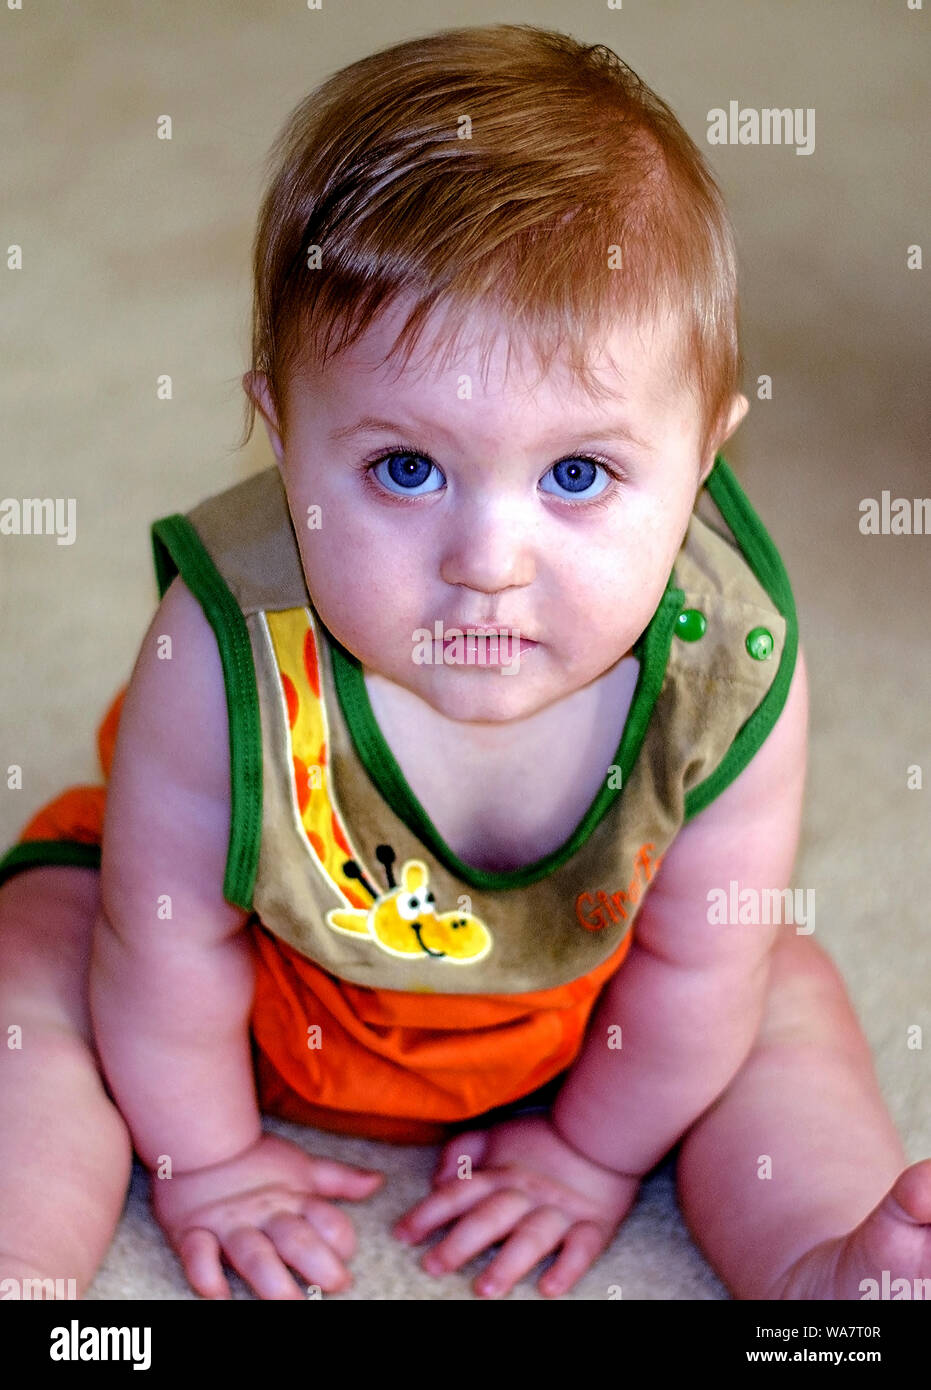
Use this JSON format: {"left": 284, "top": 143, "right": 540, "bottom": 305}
{"left": 2, "top": 687, "right": 631, "bottom": 1144}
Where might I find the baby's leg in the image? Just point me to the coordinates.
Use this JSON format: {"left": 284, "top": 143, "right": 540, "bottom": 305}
{"left": 675, "top": 932, "right": 931, "bottom": 1299}
{"left": 0, "top": 866, "right": 133, "bottom": 1294}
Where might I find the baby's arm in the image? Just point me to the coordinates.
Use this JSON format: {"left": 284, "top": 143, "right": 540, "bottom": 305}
{"left": 90, "top": 574, "right": 261, "bottom": 1171}
{"left": 394, "top": 651, "right": 810, "bottom": 1298}
{"left": 89, "top": 576, "right": 383, "bottom": 1298}
{"left": 551, "top": 646, "right": 810, "bottom": 1176}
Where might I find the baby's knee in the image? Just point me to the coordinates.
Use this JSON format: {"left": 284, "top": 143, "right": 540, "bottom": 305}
{"left": 756, "top": 933, "right": 864, "bottom": 1055}
{"left": 767, "top": 931, "right": 841, "bottom": 993}
{"left": 0, "top": 868, "right": 100, "bottom": 1045}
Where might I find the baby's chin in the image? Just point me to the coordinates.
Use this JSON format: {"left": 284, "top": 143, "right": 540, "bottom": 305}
{"left": 383, "top": 656, "right": 588, "bottom": 727}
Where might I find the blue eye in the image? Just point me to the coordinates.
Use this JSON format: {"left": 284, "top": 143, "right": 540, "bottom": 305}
{"left": 366, "top": 448, "right": 616, "bottom": 503}
{"left": 540, "top": 457, "right": 611, "bottom": 500}
{"left": 371, "top": 451, "right": 443, "bottom": 496}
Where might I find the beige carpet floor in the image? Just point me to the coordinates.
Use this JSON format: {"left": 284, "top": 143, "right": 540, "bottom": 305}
{"left": 1, "top": 1, "right": 928, "bottom": 1300}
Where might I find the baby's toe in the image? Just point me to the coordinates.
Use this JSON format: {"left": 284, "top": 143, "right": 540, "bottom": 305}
{"left": 887, "top": 1158, "right": 931, "bottom": 1225}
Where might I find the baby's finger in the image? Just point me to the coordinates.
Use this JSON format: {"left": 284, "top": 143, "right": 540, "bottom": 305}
{"left": 177, "top": 1227, "right": 231, "bottom": 1300}
{"left": 432, "top": 1128, "right": 490, "bottom": 1184}
{"left": 421, "top": 1189, "right": 534, "bottom": 1275}
{"left": 222, "top": 1224, "right": 307, "bottom": 1300}
{"left": 537, "top": 1220, "right": 609, "bottom": 1298}
{"left": 304, "top": 1157, "right": 386, "bottom": 1201}
{"left": 393, "top": 1170, "right": 501, "bottom": 1242}
{"left": 474, "top": 1206, "right": 572, "bottom": 1298}
{"left": 263, "top": 1211, "right": 353, "bottom": 1294}
{"left": 298, "top": 1195, "right": 358, "bottom": 1263}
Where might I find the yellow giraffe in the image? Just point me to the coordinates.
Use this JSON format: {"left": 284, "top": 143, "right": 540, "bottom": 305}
{"left": 264, "top": 608, "right": 492, "bottom": 964}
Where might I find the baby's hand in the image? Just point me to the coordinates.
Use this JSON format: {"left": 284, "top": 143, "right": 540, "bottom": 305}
{"left": 392, "top": 1114, "right": 640, "bottom": 1298}
{"left": 150, "top": 1131, "right": 385, "bottom": 1299}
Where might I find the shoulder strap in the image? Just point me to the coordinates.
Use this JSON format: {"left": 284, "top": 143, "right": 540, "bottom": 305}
{"left": 148, "top": 467, "right": 299, "bottom": 908}
{"left": 680, "top": 456, "right": 799, "bottom": 820}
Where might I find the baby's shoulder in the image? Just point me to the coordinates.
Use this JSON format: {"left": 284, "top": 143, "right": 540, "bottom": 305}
{"left": 101, "top": 575, "right": 237, "bottom": 927}
{"left": 634, "top": 644, "right": 809, "bottom": 971}
{"left": 121, "top": 574, "right": 232, "bottom": 807}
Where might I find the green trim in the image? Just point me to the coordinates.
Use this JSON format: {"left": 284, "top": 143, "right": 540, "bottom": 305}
{"left": 328, "top": 583, "right": 685, "bottom": 891}
{"left": 149, "top": 515, "right": 262, "bottom": 910}
{"left": 0, "top": 838, "right": 101, "bottom": 892}
{"left": 683, "top": 454, "right": 799, "bottom": 821}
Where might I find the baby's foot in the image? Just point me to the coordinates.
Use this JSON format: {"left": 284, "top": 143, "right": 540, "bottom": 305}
{"left": 775, "top": 1159, "right": 931, "bottom": 1300}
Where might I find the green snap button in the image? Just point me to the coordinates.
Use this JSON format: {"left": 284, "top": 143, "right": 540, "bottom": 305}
{"left": 675, "top": 608, "right": 706, "bottom": 641}
{"left": 746, "top": 627, "right": 774, "bottom": 661}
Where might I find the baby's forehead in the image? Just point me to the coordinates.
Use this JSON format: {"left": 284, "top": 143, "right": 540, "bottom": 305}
{"left": 284, "top": 324, "right": 700, "bottom": 472}
{"left": 302, "top": 298, "right": 691, "bottom": 410}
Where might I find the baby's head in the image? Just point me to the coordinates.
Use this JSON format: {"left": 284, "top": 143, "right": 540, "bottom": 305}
{"left": 240, "top": 23, "right": 748, "bottom": 725}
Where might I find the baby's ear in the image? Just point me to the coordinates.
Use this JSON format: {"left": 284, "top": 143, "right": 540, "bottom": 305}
{"left": 700, "top": 392, "right": 749, "bottom": 482}
{"left": 243, "top": 370, "right": 285, "bottom": 464}
{"left": 721, "top": 392, "right": 750, "bottom": 442}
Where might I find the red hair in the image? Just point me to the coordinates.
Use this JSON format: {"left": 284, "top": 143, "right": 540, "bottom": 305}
{"left": 239, "top": 23, "right": 742, "bottom": 464}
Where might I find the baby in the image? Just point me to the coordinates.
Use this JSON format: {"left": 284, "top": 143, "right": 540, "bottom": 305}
{"left": 1, "top": 23, "right": 928, "bottom": 1303}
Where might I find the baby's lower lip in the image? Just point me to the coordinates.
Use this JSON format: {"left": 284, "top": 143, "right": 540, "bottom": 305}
{"left": 438, "top": 633, "right": 538, "bottom": 662}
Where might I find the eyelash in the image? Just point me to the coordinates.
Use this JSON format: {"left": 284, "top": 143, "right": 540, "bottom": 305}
{"left": 360, "top": 441, "right": 623, "bottom": 510}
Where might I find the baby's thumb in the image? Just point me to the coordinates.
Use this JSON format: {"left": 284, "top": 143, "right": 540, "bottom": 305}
{"left": 433, "top": 1128, "right": 490, "bottom": 1185}
{"left": 306, "top": 1156, "right": 385, "bottom": 1199}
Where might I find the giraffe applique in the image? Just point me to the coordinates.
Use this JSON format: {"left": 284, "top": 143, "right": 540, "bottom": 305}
{"left": 264, "top": 608, "right": 492, "bottom": 965}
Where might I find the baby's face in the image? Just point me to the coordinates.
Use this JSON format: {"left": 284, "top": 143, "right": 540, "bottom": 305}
{"left": 249, "top": 299, "right": 742, "bottom": 727}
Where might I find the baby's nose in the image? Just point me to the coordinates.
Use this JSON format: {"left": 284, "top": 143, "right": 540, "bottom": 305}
{"left": 439, "top": 501, "right": 537, "bottom": 591}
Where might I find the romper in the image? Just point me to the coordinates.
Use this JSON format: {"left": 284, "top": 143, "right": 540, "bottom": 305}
{"left": 0, "top": 454, "right": 798, "bottom": 1144}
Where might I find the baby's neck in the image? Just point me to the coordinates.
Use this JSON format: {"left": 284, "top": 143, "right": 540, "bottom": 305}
{"left": 363, "top": 653, "right": 637, "bottom": 759}
{"left": 362, "top": 655, "right": 640, "bottom": 871}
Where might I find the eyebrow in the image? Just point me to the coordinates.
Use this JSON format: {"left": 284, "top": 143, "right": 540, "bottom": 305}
{"left": 330, "top": 416, "right": 459, "bottom": 444}
{"left": 329, "top": 415, "right": 652, "bottom": 451}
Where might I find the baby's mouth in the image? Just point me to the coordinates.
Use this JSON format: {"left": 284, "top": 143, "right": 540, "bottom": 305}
{"left": 440, "top": 627, "right": 535, "bottom": 644}
{"left": 443, "top": 632, "right": 532, "bottom": 664}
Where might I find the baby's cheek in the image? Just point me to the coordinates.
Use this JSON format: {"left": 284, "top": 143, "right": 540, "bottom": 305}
{"left": 299, "top": 552, "right": 411, "bottom": 672}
